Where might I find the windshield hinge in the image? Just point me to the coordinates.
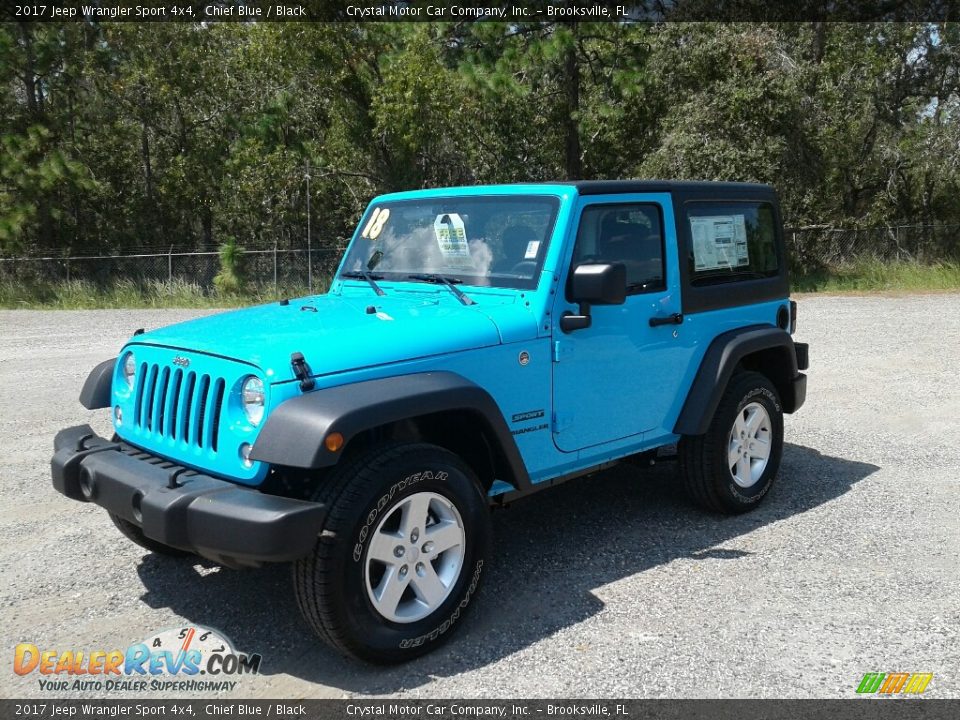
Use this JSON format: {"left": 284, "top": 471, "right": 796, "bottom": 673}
{"left": 291, "top": 352, "right": 316, "bottom": 392}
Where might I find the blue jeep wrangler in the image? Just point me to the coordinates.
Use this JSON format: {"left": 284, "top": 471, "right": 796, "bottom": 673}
{"left": 52, "top": 181, "right": 808, "bottom": 663}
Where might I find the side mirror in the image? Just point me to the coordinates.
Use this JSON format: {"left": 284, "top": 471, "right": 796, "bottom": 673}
{"left": 560, "top": 263, "right": 627, "bottom": 333}
{"left": 569, "top": 263, "right": 627, "bottom": 305}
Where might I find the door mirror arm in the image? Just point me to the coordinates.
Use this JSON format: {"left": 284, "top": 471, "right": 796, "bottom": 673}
{"left": 560, "top": 303, "right": 592, "bottom": 333}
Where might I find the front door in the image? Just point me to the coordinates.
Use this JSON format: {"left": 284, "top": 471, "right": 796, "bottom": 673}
{"left": 552, "top": 194, "right": 685, "bottom": 452}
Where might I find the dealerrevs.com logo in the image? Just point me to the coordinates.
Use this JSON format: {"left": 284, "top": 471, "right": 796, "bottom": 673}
{"left": 856, "top": 672, "right": 933, "bottom": 695}
{"left": 14, "top": 626, "right": 262, "bottom": 693}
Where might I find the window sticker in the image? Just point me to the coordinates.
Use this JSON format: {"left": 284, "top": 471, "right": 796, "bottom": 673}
{"left": 524, "top": 240, "right": 541, "bottom": 260}
{"left": 361, "top": 207, "right": 390, "bottom": 239}
{"left": 434, "top": 213, "right": 471, "bottom": 260}
{"left": 690, "top": 215, "right": 749, "bottom": 271}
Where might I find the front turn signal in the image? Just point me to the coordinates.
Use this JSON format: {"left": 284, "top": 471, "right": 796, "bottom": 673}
{"left": 325, "top": 432, "right": 344, "bottom": 453}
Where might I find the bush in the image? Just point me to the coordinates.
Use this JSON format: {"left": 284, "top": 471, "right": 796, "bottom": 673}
{"left": 213, "top": 238, "right": 245, "bottom": 295}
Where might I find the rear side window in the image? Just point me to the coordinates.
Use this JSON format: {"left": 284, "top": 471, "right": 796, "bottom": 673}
{"left": 686, "top": 202, "right": 779, "bottom": 285}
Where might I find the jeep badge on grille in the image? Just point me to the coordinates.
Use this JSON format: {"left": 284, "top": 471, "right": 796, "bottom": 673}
{"left": 172, "top": 356, "right": 190, "bottom": 367}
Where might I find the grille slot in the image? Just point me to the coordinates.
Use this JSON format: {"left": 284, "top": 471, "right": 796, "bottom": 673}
{"left": 143, "top": 365, "right": 159, "bottom": 430}
{"left": 132, "top": 362, "right": 225, "bottom": 453}
{"left": 155, "top": 367, "right": 170, "bottom": 435}
{"left": 133, "top": 363, "right": 147, "bottom": 424}
{"left": 210, "top": 379, "right": 225, "bottom": 452}
{"left": 182, "top": 372, "right": 196, "bottom": 443}
{"left": 195, "top": 374, "right": 210, "bottom": 447}
{"left": 168, "top": 369, "right": 183, "bottom": 440}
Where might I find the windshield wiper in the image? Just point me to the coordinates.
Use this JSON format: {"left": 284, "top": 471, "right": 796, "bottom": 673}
{"left": 341, "top": 271, "right": 386, "bottom": 296}
{"left": 407, "top": 274, "right": 476, "bottom": 306}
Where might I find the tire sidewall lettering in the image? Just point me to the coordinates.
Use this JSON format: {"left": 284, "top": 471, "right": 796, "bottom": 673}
{"left": 399, "top": 559, "right": 484, "bottom": 649}
{"left": 749, "top": 385, "right": 781, "bottom": 413}
{"left": 340, "top": 457, "right": 487, "bottom": 656}
{"left": 296, "top": 444, "right": 491, "bottom": 662}
{"left": 347, "top": 458, "right": 488, "bottom": 653}
{"left": 353, "top": 470, "right": 448, "bottom": 563}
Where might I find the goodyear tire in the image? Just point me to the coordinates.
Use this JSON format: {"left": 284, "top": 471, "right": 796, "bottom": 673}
{"left": 293, "top": 442, "right": 491, "bottom": 663}
{"left": 109, "top": 512, "right": 192, "bottom": 557}
{"left": 678, "top": 371, "right": 784, "bottom": 514}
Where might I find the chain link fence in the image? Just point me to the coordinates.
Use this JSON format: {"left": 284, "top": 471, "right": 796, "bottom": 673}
{"left": 1, "top": 224, "right": 957, "bottom": 292}
{"left": 787, "top": 223, "right": 960, "bottom": 271}
{"left": 0, "top": 246, "right": 345, "bottom": 293}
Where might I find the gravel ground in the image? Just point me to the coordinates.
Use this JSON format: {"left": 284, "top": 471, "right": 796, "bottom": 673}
{"left": 1, "top": 295, "right": 958, "bottom": 699}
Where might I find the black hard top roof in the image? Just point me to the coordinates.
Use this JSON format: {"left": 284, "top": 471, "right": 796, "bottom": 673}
{"left": 555, "top": 180, "right": 775, "bottom": 197}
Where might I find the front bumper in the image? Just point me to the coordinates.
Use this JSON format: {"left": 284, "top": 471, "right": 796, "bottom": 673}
{"left": 51, "top": 425, "right": 325, "bottom": 567}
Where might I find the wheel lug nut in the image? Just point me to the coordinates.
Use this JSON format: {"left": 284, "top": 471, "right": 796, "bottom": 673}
{"left": 399, "top": 565, "right": 408, "bottom": 578}
{"left": 411, "top": 529, "right": 419, "bottom": 543}
{"left": 416, "top": 562, "right": 425, "bottom": 576}
{"left": 422, "top": 541, "right": 434, "bottom": 554}
{"left": 394, "top": 546, "right": 405, "bottom": 558}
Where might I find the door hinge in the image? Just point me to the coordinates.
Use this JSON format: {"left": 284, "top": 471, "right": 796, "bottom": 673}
{"left": 551, "top": 411, "right": 572, "bottom": 433}
{"left": 553, "top": 341, "right": 573, "bottom": 363}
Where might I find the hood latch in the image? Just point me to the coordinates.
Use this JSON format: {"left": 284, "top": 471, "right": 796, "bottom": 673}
{"left": 290, "top": 352, "right": 316, "bottom": 392}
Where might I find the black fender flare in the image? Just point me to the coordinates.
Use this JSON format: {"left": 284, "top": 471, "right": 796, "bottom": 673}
{"left": 674, "top": 325, "right": 801, "bottom": 436}
{"left": 250, "top": 371, "right": 531, "bottom": 489}
{"left": 80, "top": 358, "right": 116, "bottom": 410}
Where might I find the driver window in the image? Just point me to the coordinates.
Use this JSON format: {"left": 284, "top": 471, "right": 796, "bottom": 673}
{"left": 572, "top": 203, "right": 666, "bottom": 293}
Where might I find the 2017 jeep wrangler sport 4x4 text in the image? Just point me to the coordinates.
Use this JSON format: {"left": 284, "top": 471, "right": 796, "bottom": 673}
{"left": 53, "top": 181, "right": 808, "bottom": 663}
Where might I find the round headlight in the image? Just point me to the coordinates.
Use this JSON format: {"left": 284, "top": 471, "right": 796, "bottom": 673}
{"left": 241, "top": 376, "right": 265, "bottom": 426}
{"left": 123, "top": 352, "right": 136, "bottom": 389}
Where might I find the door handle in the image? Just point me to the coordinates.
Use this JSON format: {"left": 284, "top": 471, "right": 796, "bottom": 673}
{"left": 649, "top": 312, "right": 683, "bottom": 327}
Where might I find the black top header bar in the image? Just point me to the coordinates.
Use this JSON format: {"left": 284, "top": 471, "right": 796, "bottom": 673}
{"left": 3, "top": 0, "right": 958, "bottom": 23}
{"left": 562, "top": 180, "right": 775, "bottom": 196}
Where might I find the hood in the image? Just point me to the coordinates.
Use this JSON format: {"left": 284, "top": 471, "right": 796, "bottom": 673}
{"left": 130, "top": 291, "right": 535, "bottom": 382}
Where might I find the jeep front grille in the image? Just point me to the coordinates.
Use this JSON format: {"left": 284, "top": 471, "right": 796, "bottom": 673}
{"left": 133, "top": 364, "right": 226, "bottom": 452}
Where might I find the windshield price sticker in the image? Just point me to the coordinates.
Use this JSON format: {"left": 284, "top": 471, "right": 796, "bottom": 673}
{"left": 434, "top": 213, "right": 471, "bottom": 260}
{"left": 524, "top": 240, "right": 541, "bottom": 260}
{"left": 361, "top": 207, "right": 390, "bottom": 240}
{"left": 690, "top": 214, "right": 749, "bottom": 271}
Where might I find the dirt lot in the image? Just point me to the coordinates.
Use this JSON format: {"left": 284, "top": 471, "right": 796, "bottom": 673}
{"left": 1, "top": 295, "right": 958, "bottom": 699}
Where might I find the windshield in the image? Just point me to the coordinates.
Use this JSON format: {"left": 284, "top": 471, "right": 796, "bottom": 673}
{"left": 339, "top": 195, "right": 560, "bottom": 290}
